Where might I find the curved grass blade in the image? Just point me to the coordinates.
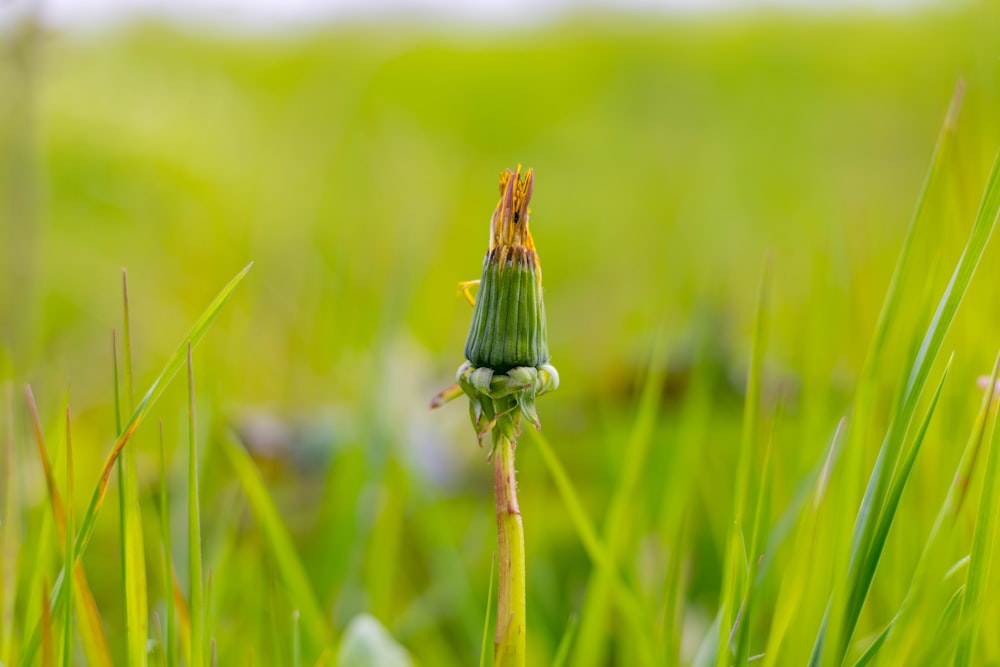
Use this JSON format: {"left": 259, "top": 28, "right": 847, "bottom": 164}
{"left": 159, "top": 421, "right": 177, "bottom": 667}
{"left": 18, "top": 262, "right": 253, "bottom": 667}
{"left": 842, "top": 359, "right": 950, "bottom": 667}
{"left": 829, "top": 142, "right": 1000, "bottom": 665}
{"left": 525, "top": 427, "right": 650, "bottom": 658}
{"left": 816, "top": 81, "right": 965, "bottom": 666}
{"left": 765, "top": 422, "right": 844, "bottom": 667}
{"left": 1, "top": 383, "right": 19, "bottom": 664}
{"left": 62, "top": 408, "right": 74, "bottom": 667}
{"left": 77, "top": 261, "right": 253, "bottom": 562}
{"left": 570, "top": 325, "right": 669, "bottom": 667}
{"left": 953, "top": 356, "right": 1000, "bottom": 666}
{"left": 41, "top": 581, "right": 54, "bottom": 667}
{"left": 718, "top": 260, "right": 770, "bottom": 667}
{"left": 850, "top": 622, "right": 892, "bottom": 667}
{"left": 552, "top": 614, "right": 578, "bottom": 667}
{"left": 25, "top": 387, "right": 113, "bottom": 667}
{"left": 188, "top": 346, "right": 205, "bottom": 667}
{"left": 118, "top": 272, "right": 150, "bottom": 667}
{"left": 220, "top": 431, "right": 333, "bottom": 648}
{"left": 293, "top": 611, "right": 302, "bottom": 667}
{"left": 479, "top": 553, "right": 495, "bottom": 667}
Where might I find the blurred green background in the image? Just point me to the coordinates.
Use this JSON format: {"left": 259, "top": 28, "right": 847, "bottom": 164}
{"left": 4, "top": 3, "right": 1000, "bottom": 665}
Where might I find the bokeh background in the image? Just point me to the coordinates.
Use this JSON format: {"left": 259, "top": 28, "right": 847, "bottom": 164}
{"left": 3, "top": 0, "right": 1000, "bottom": 665}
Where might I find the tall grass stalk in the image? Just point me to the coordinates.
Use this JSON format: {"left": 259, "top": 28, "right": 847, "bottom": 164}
{"left": 61, "top": 408, "right": 74, "bottom": 667}
{"left": 158, "top": 422, "right": 176, "bottom": 667}
{"left": 187, "top": 343, "right": 205, "bottom": 667}
{"left": 953, "top": 351, "right": 1000, "bottom": 666}
{"left": 479, "top": 553, "right": 496, "bottom": 667}
{"left": 1, "top": 384, "right": 18, "bottom": 663}
{"left": 117, "top": 270, "right": 150, "bottom": 667}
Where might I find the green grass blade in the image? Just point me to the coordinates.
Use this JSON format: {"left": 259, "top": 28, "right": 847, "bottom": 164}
{"left": 953, "top": 353, "right": 1000, "bottom": 666}
{"left": 573, "top": 325, "right": 668, "bottom": 667}
{"left": 855, "top": 81, "right": 964, "bottom": 396}
{"left": 19, "top": 262, "right": 252, "bottom": 667}
{"left": 159, "top": 421, "right": 177, "bottom": 667}
{"left": 76, "top": 261, "right": 253, "bottom": 563}
{"left": 1, "top": 383, "right": 19, "bottom": 664}
{"left": 839, "top": 359, "right": 950, "bottom": 667}
{"left": 854, "top": 357, "right": 950, "bottom": 628}
{"left": 25, "top": 388, "right": 114, "bottom": 667}
{"left": 863, "top": 356, "right": 1000, "bottom": 666}
{"left": 850, "top": 621, "right": 892, "bottom": 667}
{"left": 718, "top": 260, "right": 770, "bottom": 667}
{"left": 763, "top": 421, "right": 844, "bottom": 667}
{"left": 220, "top": 431, "right": 333, "bottom": 648}
{"left": 119, "top": 272, "right": 150, "bottom": 667}
{"left": 188, "top": 345, "right": 205, "bottom": 667}
{"left": 41, "top": 580, "right": 54, "bottom": 667}
{"left": 293, "top": 611, "right": 302, "bottom": 667}
{"left": 525, "top": 427, "right": 650, "bottom": 657}
{"left": 551, "top": 614, "right": 578, "bottom": 667}
{"left": 831, "top": 143, "right": 1000, "bottom": 664}
{"left": 735, "top": 414, "right": 775, "bottom": 666}
{"left": 818, "top": 82, "right": 964, "bottom": 666}
{"left": 61, "top": 408, "right": 74, "bottom": 667}
{"left": 479, "top": 553, "right": 495, "bottom": 667}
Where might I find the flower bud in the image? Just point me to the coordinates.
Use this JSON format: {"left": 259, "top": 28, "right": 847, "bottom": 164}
{"left": 464, "top": 167, "right": 549, "bottom": 373}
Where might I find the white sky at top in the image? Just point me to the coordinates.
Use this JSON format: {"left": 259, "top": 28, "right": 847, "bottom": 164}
{"left": 0, "top": 0, "right": 944, "bottom": 33}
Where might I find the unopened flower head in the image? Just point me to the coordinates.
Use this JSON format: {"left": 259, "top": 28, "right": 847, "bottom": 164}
{"left": 432, "top": 165, "right": 557, "bottom": 444}
{"left": 465, "top": 166, "right": 549, "bottom": 373}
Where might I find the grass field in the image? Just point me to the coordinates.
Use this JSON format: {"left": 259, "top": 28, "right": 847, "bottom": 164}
{"left": 4, "top": 4, "right": 1000, "bottom": 665}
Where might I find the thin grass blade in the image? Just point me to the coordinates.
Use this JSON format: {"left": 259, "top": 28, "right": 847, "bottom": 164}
{"left": 570, "top": 325, "right": 669, "bottom": 667}
{"left": 479, "top": 553, "right": 495, "bottom": 667}
{"left": 817, "top": 82, "right": 965, "bottom": 666}
{"left": 552, "top": 614, "right": 578, "bottom": 667}
{"left": 117, "top": 274, "right": 151, "bottom": 667}
{"left": 187, "top": 345, "right": 205, "bottom": 667}
{"left": 76, "top": 262, "right": 253, "bottom": 563}
{"left": 61, "top": 408, "right": 74, "bottom": 667}
{"left": 1, "top": 383, "right": 19, "bottom": 663}
{"left": 220, "top": 431, "right": 333, "bottom": 647}
{"left": 41, "top": 581, "right": 54, "bottom": 667}
{"left": 953, "top": 351, "right": 1000, "bottom": 666}
{"left": 718, "top": 260, "right": 770, "bottom": 667}
{"left": 829, "top": 142, "right": 1000, "bottom": 664}
{"left": 763, "top": 421, "right": 845, "bottom": 667}
{"left": 525, "top": 427, "right": 650, "bottom": 655}
{"left": 24, "top": 387, "right": 114, "bottom": 667}
{"left": 159, "top": 421, "right": 177, "bottom": 667}
{"left": 17, "top": 263, "right": 252, "bottom": 667}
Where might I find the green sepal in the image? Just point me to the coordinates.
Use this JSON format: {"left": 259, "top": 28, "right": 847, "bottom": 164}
{"left": 454, "top": 362, "right": 560, "bottom": 445}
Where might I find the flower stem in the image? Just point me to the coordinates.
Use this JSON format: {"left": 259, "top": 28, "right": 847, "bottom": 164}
{"left": 493, "top": 429, "right": 526, "bottom": 666}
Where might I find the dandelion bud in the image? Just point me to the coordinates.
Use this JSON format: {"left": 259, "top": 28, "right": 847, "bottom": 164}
{"left": 464, "top": 167, "right": 549, "bottom": 373}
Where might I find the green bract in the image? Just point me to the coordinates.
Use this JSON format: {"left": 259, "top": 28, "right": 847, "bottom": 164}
{"left": 464, "top": 248, "right": 548, "bottom": 373}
